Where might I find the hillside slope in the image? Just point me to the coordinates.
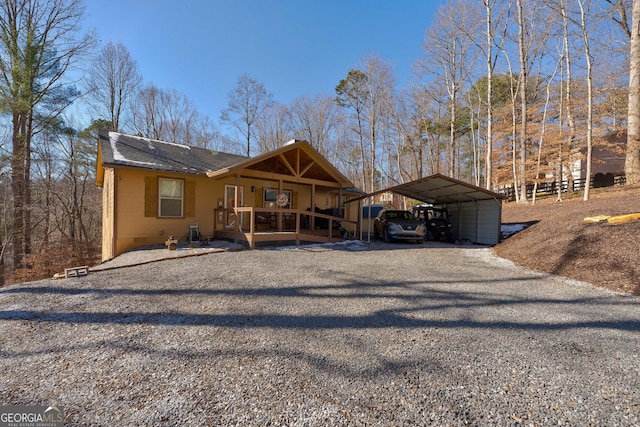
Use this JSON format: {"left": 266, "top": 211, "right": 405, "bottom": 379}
{"left": 494, "top": 185, "right": 640, "bottom": 296}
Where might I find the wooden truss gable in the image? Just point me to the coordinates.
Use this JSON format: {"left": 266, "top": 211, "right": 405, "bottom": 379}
{"left": 207, "top": 140, "right": 352, "bottom": 189}
{"left": 246, "top": 146, "right": 335, "bottom": 182}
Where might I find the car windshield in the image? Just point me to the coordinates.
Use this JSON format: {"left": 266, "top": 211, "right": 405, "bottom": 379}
{"left": 427, "top": 209, "right": 447, "bottom": 220}
{"left": 387, "top": 211, "right": 412, "bottom": 220}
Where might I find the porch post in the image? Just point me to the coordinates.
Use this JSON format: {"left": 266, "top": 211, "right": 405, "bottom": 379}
{"left": 310, "top": 183, "right": 316, "bottom": 230}
{"left": 234, "top": 175, "right": 240, "bottom": 232}
{"left": 277, "top": 179, "right": 283, "bottom": 231}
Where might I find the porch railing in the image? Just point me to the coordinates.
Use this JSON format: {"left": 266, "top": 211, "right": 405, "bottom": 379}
{"left": 213, "top": 207, "right": 357, "bottom": 248}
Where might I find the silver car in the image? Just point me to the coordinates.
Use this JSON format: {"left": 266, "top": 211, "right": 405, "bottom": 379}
{"left": 374, "top": 209, "right": 426, "bottom": 244}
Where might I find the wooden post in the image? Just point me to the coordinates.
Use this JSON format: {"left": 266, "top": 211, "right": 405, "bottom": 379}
{"left": 310, "top": 183, "right": 316, "bottom": 230}
{"left": 234, "top": 175, "right": 240, "bottom": 232}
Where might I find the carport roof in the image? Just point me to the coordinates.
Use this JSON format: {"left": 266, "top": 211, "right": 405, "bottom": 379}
{"left": 346, "top": 173, "right": 507, "bottom": 205}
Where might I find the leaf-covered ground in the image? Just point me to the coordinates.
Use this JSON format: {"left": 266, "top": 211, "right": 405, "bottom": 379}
{"left": 494, "top": 185, "right": 640, "bottom": 296}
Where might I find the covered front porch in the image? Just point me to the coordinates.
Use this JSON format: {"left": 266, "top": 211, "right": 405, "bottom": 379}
{"left": 206, "top": 140, "right": 361, "bottom": 249}
{"left": 213, "top": 206, "right": 357, "bottom": 248}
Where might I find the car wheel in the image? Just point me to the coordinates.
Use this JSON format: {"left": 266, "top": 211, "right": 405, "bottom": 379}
{"left": 417, "top": 239, "right": 424, "bottom": 244}
{"left": 382, "top": 228, "right": 391, "bottom": 243}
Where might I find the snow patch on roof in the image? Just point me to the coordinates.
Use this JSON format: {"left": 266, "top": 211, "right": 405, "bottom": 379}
{"left": 110, "top": 137, "right": 161, "bottom": 167}
{"left": 122, "top": 133, "right": 192, "bottom": 150}
{"left": 110, "top": 138, "right": 126, "bottom": 162}
{"left": 155, "top": 138, "right": 191, "bottom": 150}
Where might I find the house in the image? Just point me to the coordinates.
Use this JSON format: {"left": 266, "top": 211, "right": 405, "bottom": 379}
{"left": 96, "top": 132, "right": 360, "bottom": 261}
{"left": 562, "top": 131, "right": 626, "bottom": 190}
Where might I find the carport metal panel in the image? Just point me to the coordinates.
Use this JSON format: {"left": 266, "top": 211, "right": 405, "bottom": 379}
{"left": 346, "top": 174, "right": 506, "bottom": 245}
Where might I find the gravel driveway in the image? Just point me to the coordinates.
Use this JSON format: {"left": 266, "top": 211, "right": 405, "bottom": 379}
{"left": 1, "top": 241, "right": 639, "bottom": 426}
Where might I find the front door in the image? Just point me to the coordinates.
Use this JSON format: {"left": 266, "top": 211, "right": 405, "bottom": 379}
{"left": 224, "top": 185, "right": 244, "bottom": 229}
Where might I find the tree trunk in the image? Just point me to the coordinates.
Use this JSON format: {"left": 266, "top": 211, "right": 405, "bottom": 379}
{"left": 11, "top": 113, "right": 26, "bottom": 269}
{"left": 24, "top": 114, "right": 33, "bottom": 258}
{"left": 449, "top": 83, "right": 457, "bottom": 178}
{"left": 517, "top": 0, "right": 528, "bottom": 203}
{"left": 484, "top": 0, "right": 493, "bottom": 190}
{"left": 579, "top": 0, "right": 593, "bottom": 200}
{"left": 626, "top": 0, "right": 640, "bottom": 184}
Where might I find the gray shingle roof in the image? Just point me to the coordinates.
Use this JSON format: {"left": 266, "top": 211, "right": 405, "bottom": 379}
{"left": 99, "top": 132, "right": 248, "bottom": 174}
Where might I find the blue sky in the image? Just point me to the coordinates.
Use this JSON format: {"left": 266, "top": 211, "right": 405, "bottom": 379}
{"left": 83, "top": 1, "right": 445, "bottom": 123}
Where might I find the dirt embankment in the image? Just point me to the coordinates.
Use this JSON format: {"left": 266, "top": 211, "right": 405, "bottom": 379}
{"left": 494, "top": 185, "right": 640, "bottom": 296}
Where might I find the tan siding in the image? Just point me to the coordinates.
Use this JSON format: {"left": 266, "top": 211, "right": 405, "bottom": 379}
{"left": 255, "top": 187, "right": 263, "bottom": 207}
{"left": 101, "top": 168, "right": 115, "bottom": 261}
{"left": 114, "top": 169, "right": 220, "bottom": 256}
{"left": 107, "top": 169, "right": 357, "bottom": 257}
{"left": 185, "top": 180, "right": 196, "bottom": 217}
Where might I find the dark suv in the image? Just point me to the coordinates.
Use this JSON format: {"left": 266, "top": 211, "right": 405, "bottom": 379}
{"left": 413, "top": 205, "right": 452, "bottom": 242}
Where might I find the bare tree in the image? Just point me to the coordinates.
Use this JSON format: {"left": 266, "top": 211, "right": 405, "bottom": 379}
{"left": 161, "top": 88, "right": 197, "bottom": 144}
{"left": 0, "top": 0, "right": 94, "bottom": 269}
{"left": 560, "top": 0, "right": 576, "bottom": 197}
{"left": 131, "top": 84, "right": 165, "bottom": 140}
{"left": 254, "top": 102, "right": 291, "bottom": 154}
{"left": 336, "top": 69, "right": 369, "bottom": 191}
{"left": 289, "top": 94, "right": 338, "bottom": 160}
{"left": 420, "top": 0, "right": 481, "bottom": 178}
{"left": 188, "top": 114, "right": 222, "bottom": 150}
{"left": 626, "top": 0, "right": 640, "bottom": 184}
{"left": 500, "top": 0, "right": 556, "bottom": 202}
{"left": 361, "top": 55, "right": 395, "bottom": 192}
{"left": 220, "top": 73, "right": 273, "bottom": 157}
{"left": 336, "top": 56, "right": 395, "bottom": 192}
{"left": 130, "top": 84, "right": 218, "bottom": 148}
{"left": 484, "top": 0, "right": 496, "bottom": 190}
{"left": 389, "top": 86, "right": 429, "bottom": 182}
{"left": 577, "top": 0, "right": 594, "bottom": 200}
{"left": 516, "top": 0, "right": 529, "bottom": 202}
{"left": 606, "top": 0, "right": 632, "bottom": 39}
{"left": 85, "top": 41, "right": 141, "bottom": 132}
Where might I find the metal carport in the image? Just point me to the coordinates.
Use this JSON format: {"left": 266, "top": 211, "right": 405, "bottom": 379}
{"left": 346, "top": 173, "right": 507, "bottom": 245}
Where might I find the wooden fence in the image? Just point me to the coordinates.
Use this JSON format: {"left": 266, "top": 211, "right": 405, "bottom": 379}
{"left": 496, "top": 174, "right": 626, "bottom": 202}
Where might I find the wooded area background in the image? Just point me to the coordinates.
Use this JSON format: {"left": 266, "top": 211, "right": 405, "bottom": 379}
{"left": 1, "top": 0, "right": 638, "bottom": 285}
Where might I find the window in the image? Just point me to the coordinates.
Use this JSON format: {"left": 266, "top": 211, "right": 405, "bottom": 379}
{"left": 159, "top": 178, "right": 183, "bottom": 217}
{"left": 263, "top": 189, "right": 292, "bottom": 209}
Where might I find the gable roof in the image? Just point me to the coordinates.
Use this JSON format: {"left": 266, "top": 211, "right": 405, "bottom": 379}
{"left": 96, "top": 133, "right": 355, "bottom": 191}
{"left": 205, "top": 139, "right": 354, "bottom": 189}
{"left": 97, "top": 132, "right": 248, "bottom": 176}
